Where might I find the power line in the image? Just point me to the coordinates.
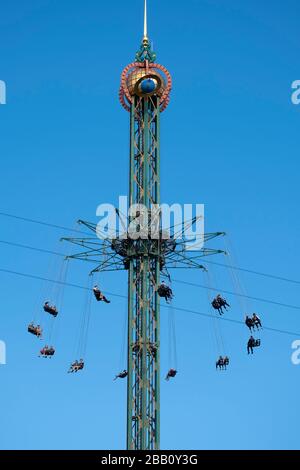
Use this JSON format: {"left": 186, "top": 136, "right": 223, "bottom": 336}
{"left": 168, "top": 304, "right": 300, "bottom": 337}
{"left": 1, "top": 210, "right": 300, "bottom": 287}
{"left": 1, "top": 238, "right": 300, "bottom": 312}
{"left": 0, "top": 211, "right": 90, "bottom": 236}
{"left": 0, "top": 267, "right": 126, "bottom": 299}
{"left": 0, "top": 240, "right": 65, "bottom": 257}
{"left": 173, "top": 279, "right": 300, "bottom": 311}
{"left": 0, "top": 266, "right": 299, "bottom": 337}
{"left": 200, "top": 258, "right": 300, "bottom": 286}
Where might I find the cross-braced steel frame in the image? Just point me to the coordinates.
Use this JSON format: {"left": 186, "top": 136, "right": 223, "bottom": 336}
{"left": 62, "top": 48, "right": 226, "bottom": 451}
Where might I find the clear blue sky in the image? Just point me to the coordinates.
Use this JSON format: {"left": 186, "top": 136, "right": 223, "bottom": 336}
{"left": 0, "top": 0, "right": 300, "bottom": 450}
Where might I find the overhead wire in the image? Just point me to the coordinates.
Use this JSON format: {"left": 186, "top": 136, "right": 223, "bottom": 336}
{"left": 0, "top": 211, "right": 300, "bottom": 285}
{"left": 0, "top": 239, "right": 299, "bottom": 311}
{"left": 171, "top": 279, "right": 300, "bottom": 312}
{"left": 0, "top": 211, "right": 91, "bottom": 236}
{"left": 0, "top": 267, "right": 299, "bottom": 337}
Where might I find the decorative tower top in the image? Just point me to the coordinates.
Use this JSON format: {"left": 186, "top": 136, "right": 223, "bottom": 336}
{"left": 144, "top": 0, "right": 148, "bottom": 40}
{"left": 119, "top": 0, "right": 172, "bottom": 112}
{"left": 136, "top": 0, "right": 156, "bottom": 63}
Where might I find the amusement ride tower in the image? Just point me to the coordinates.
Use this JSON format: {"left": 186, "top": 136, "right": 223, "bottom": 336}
{"left": 63, "top": 0, "right": 225, "bottom": 450}
{"left": 119, "top": 1, "right": 172, "bottom": 450}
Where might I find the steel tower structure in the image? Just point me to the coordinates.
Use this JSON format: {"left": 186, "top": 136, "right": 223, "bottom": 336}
{"left": 63, "top": 0, "right": 225, "bottom": 450}
{"left": 119, "top": 3, "right": 172, "bottom": 450}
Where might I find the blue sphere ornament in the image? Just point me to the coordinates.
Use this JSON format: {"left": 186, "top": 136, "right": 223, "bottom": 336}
{"left": 140, "top": 78, "right": 156, "bottom": 94}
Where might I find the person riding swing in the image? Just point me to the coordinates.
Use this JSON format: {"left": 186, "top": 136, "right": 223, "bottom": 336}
{"left": 28, "top": 323, "right": 42, "bottom": 338}
{"left": 68, "top": 359, "right": 84, "bottom": 373}
{"left": 39, "top": 345, "right": 55, "bottom": 357}
{"left": 216, "top": 356, "right": 229, "bottom": 370}
{"left": 43, "top": 301, "right": 58, "bottom": 317}
{"left": 247, "top": 336, "right": 261, "bottom": 355}
{"left": 252, "top": 313, "right": 262, "bottom": 329}
{"left": 158, "top": 282, "right": 174, "bottom": 303}
{"left": 212, "top": 294, "right": 230, "bottom": 315}
{"left": 245, "top": 315, "right": 254, "bottom": 332}
{"left": 93, "top": 285, "right": 110, "bottom": 304}
{"left": 165, "top": 368, "right": 177, "bottom": 381}
{"left": 114, "top": 370, "right": 128, "bottom": 381}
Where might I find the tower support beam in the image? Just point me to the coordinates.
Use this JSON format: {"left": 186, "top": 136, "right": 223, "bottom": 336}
{"left": 127, "top": 93, "right": 161, "bottom": 450}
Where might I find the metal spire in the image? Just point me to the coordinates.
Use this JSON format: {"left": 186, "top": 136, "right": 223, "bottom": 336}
{"left": 143, "top": 0, "right": 148, "bottom": 40}
{"left": 136, "top": 0, "right": 156, "bottom": 62}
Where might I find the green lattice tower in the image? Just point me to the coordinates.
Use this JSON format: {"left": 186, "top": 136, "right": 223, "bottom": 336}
{"left": 119, "top": 30, "right": 172, "bottom": 450}
{"left": 63, "top": 3, "right": 225, "bottom": 451}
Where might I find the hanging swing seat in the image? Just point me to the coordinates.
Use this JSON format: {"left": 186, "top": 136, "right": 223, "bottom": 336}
{"left": 165, "top": 368, "right": 177, "bottom": 381}
{"left": 245, "top": 314, "right": 262, "bottom": 331}
{"left": 216, "top": 356, "right": 230, "bottom": 370}
{"left": 211, "top": 295, "right": 230, "bottom": 315}
{"left": 68, "top": 359, "right": 84, "bottom": 373}
{"left": 43, "top": 302, "right": 58, "bottom": 317}
{"left": 40, "top": 346, "right": 55, "bottom": 357}
{"left": 158, "top": 284, "right": 173, "bottom": 302}
{"left": 28, "top": 323, "right": 42, "bottom": 337}
{"left": 114, "top": 370, "right": 128, "bottom": 381}
{"left": 93, "top": 287, "right": 110, "bottom": 303}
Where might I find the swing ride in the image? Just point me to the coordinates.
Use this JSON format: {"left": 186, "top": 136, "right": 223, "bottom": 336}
{"left": 26, "top": 1, "right": 263, "bottom": 450}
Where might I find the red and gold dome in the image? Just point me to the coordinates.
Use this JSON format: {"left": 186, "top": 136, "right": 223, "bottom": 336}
{"left": 119, "top": 62, "right": 172, "bottom": 112}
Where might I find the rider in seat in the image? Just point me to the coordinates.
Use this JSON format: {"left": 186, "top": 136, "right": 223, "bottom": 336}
{"left": 28, "top": 323, "right": 42, "bottom": 338}
{"left": 212, "top": 294, "right": 230, "bottom": 315}
{"left": 252, "top": 313, "right": 262, "bottom": 330}
{"left": 93, "top": 285, "right": 110, "bottom": 303}
{"left": 40, "top": 345, "right": 55, "bottom": 357}
{"left": 247, "top": 336, "right": 255, "bottom": 354}
{"left": 43, "top": 301, "right": 58, "bottom": 317}
{"left": 247, "top": 336, "right": 257, "bottom": 355}
{"left": 158, "top": 282, "right": 174, "bottom": 303}
{"left": 114, "top": 370, "right": 128, "bottom": 381}
{"left": 68, "top": 359, "right": 84, "bottom": 373}
{"left": 216, "top": 355, "right": 230, "bottom": 370}
{"left": 165, "top": 368, "right": 177, "bottom": 381}
{"left": 245, "top": 315, "right": 254, "bottom": 332}
{"left": 216, "top": 355, "right": 224, "bottom": 370}
{"left": 223, "top": 356, "right": 230, "bottom": 368}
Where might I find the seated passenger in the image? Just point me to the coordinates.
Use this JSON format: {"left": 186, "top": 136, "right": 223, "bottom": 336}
{"left": 216, "top": 355, "right": 229, "bottom": 370}
{"left": 245, "top": 315, "right": 254, "bottom": 331}
{"left": 216, "top": 356, "right": 224, "bottom": 370}
{"left": 223, "top": 356, "right": 230, "bottom": 368}
{"left": 68, "top": 359, "right": 85, "bottom": 373}
{"left": 40, "top": 345, "right": 55, "bottom": 357}
{"left": 158, "top": 282, "right": 174, "bottom": 303}
{"left": 36, "top": 325, "right": 42, "bottom": 337}
{"left": 212, "top": 294, "right": 230, "bottom": 315}
{"left": 28, "top": 323, "right": 42, "bottom": 337}
{"left": 212, "top": 298, "right": 222, "bottom": 315}
{"left": 252, "top": 313, "right": 262, "bottom": 329}
{"left": 247, "top": 336, "right": 256, "bottom": 355}
{"left": 43, "top": 301, "right": 58, "bottom": 316}
{"left": 165, "top": 368, "right": 177, "bottom": 381}
{"left": 217, "top": 294, "right": 230, "bottom": 309}
{"left": 114, "top": 370, "right": 128, "bottom": 381}
{"left": 93, "top": 285, "right": 110, "bottom": 303}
